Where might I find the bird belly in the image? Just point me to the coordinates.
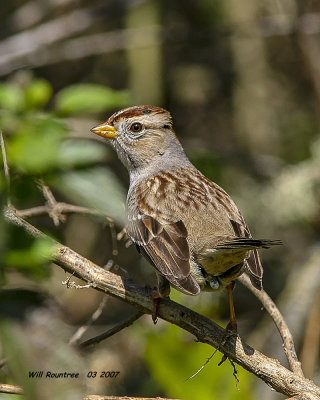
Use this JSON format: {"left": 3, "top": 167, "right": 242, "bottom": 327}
{"left": 196, "top": 248, "right": 249, "bottom": 276}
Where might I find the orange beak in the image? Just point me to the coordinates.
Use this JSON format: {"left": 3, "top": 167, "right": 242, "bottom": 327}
{"left": 90, "top": 122, "right": 117, "bottom": 139}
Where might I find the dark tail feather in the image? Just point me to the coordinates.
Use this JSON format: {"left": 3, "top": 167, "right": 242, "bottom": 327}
{"left": 216, "top": 238, "right": 283, "bottom": 250}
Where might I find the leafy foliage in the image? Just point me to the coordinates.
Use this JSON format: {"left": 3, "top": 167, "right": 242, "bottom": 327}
{"left": 5, "top": 237, "right": 55, "bottom": 279}
{"left": 144, "top": 324, "right": 253, "bottom": 400}
{"left": 1, "top": 75, "right": 128, "bottom": 280}
{"left": 55, "top": 84, "right": 130, "bottom": 115}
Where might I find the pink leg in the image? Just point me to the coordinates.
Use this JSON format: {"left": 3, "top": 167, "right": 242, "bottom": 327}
{"left": 226, "top": 282, "right": 237, "bottom": 333}
{"left": 151, "top": 280, "right": 170, "bottom": 324}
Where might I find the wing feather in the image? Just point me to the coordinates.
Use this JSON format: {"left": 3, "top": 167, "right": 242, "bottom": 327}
{"left": 127, "top": 215, "right": 200, "bottom": 295}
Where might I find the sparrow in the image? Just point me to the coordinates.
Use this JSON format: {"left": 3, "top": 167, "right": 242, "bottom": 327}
{"left": 91, "top": 105, "right": 281, "bottom": 330}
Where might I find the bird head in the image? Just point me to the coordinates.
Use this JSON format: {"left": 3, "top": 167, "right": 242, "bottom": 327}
{"left": 91, "top": 105, "right": 189, "bottom": 174}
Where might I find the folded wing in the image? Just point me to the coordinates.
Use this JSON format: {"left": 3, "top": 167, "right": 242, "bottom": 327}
{"left": 127, "top": 215, "right": 200, "bottom": 295}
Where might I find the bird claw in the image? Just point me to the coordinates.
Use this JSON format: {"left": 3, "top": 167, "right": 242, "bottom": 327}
{"left": 225, "top": 320, "right": 238, "bottom": 334}
{"left": 151, "top": 288, "right": 161, "bottom": 324}
{"left": 218, "top": 354, "right": 228, "bottom": 366}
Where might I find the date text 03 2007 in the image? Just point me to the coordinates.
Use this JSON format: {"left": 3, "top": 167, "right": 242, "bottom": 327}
{"left": 28, "top": 371, "right": 120, "bottom": 378}
{"left": 87, "top": 371, "right": 120, "bottom": 378}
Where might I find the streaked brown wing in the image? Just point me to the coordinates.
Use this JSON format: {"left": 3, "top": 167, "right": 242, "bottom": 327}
{"left": 127, "top": 215, "right": 200, "bottom": 295}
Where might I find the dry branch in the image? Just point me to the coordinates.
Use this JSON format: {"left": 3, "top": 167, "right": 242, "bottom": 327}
{"left": 16, "top": 202, "right": 105, "bottom": 219}
{"left": 84, "top": 396, "right": 180, "bottom": 400}
{"left": 3, "top": 205, "right": 320, "bottom": 399}
{"left": 0, "top": 132, "right": 10, "bottom": 203}
{"left": 0, "top": 383, "right": 23, "bottom": 395}
{"left": 69, "top": 297, "right": 108, "bottom": 345}
{"left": 80, "top": 310, "right": 144, "bottom": 347}
{"left": 238, "top": 274, "right": 303, "bottom": 377}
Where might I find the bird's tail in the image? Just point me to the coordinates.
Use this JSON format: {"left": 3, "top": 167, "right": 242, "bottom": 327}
{"left": 215, "top": 238, "right": 283, "bottom": 250}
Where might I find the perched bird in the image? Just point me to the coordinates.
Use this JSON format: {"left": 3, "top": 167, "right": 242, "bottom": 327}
{"left": 91, "top": 105, "right": 281, "bottom": 330}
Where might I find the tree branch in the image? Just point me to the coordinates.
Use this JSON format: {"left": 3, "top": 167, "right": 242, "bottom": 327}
{"left": 84, "top": 396, "right": 181, "bottom": 400}
{"left": 3, "top": 205, "right": 320, "bottom": 398}
{"left": 80, "top": 310, "right": 144, "bottom": 347}
{"left": 0, "top": 383, "right": 23, "bottom": 395}
{"left": 238, "top": 274, "right": 304, "bottom": 377}
{"left": 69, "top": 297, "right": 109, "bottom": 345}
{"left": 0, "top": 131, "right": 10, "bottom": 204}
{"left": 16, "top": 201, "right": 105, "bottom": 219}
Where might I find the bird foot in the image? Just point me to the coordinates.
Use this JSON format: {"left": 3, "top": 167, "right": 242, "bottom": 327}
{"left": 216, "top": 319, "right": 238, "bottom": 354}
{"left": 225, "top": 319, "right": 238, "bottom": 334}
{"left": 215, "top": 320, "right": 238, "bottom": 368}
{"left": 151, "top": 288, "right": 161, "bottom": 324}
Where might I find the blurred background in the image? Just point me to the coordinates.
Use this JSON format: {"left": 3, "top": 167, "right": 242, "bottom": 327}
{"left": 0, "top": 0, "right": 320, "bottom": 399}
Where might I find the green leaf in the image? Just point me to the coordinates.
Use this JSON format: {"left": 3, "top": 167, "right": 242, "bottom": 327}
{"left": 55, "top": 84, "right": 131, "bottom": 115}
{"left": 144, "top": 324, "right": 253, "bottom": 400}
{"left": 7, "top": 117, "right": 66, "bottom": 173}
{"left": 56, "top": 139, "right": 109, "bottom": 169}
{"left": 5, "top": 237, "right": 55, "bottom": 278}
{"left": 51, "top": 167, "right": 127, "bottom": 226}
{"left": 24, "top": 79, "right": 52, "bottom": 109}
{"left": 0, "top": 83, "right": 24, "bottom": 112}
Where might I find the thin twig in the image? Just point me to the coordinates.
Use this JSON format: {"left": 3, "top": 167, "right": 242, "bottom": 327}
{"left": 186, "top": 328, "right": 234, "bottom": 380}
{"left": 106, "top": 217, "right": 118, "bottom": 256}
{"left": 0, "top": 131, "right": 11, "bottom": 204}
{"left": 84, "top": 396, "right": 181, "bottom": 400}
{"left": 80, "top": 311, "right": 144, "bottom": 347}
{"left": 186, "top": 348, "right": 219, "bottom": 380}
{"left": 39, "top": 180, "right": 57, "bottom": 208}
{"left": 228, "top": 358, "right": 240, "bottom": 391}
{"left": 16, "top": 202, "right": 105, "bottom": 219}
{"left": 62, "top": 276, "right": 93, "bottom": 289}
{"left": 0, "top": 385, "right": 182, "bottom": 399}
{"left": 0, "top": 383, "right": 23, "bottom": 395}
{"left": 69, "top": 297, "right": 108, "bottom": 345}
{"left": 69, "top": 261, "right": 122, "bottom": 344}
{"left": 116, "top": 227, "right": 127, "bottom": 241}
{"left": 38, "top": 180, "right": 65, "bottom": 225}
{"left": 238, "top": 273, "right": 304, "bottom": 377}
{"left": 4, "top": 205, "right": 320, "bottom": 398}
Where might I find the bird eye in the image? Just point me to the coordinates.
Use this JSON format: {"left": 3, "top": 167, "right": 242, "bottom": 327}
{"left": 129, "top": 122, "right": 143, "bottom": 133}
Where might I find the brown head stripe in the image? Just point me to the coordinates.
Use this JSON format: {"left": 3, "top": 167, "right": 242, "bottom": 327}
{"left": 108, "top": 105, "right": 169, "bottom": 125}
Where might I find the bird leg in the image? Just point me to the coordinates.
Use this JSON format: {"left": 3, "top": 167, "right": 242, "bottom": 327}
{"left": 216, "top": 282, "right": 238, "bottom": 366}
{"left": 226, "top": 282, "right": 237, "bottom": 333}
{"left": 151, "top": 290, "right": 161, "bottom": 324}
{"left": 151, "top": 275, "right": 170, "bottom": 324}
